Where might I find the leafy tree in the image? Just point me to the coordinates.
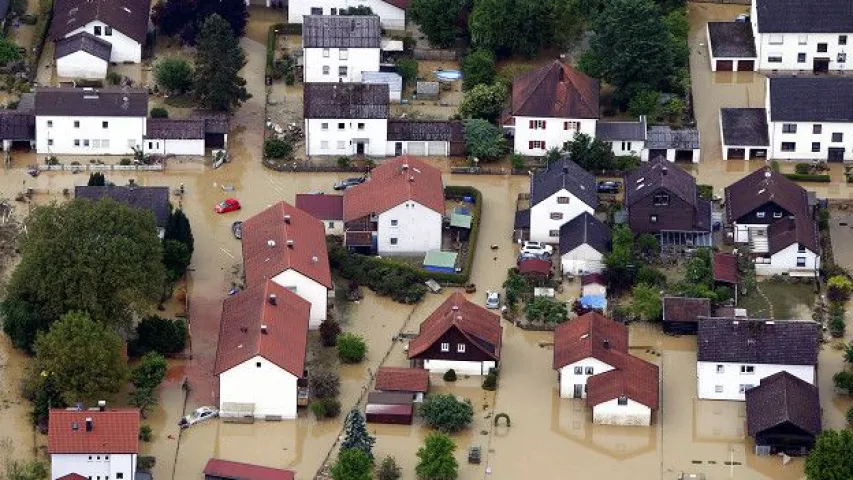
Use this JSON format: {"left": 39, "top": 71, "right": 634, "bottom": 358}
{"left": 2, "top": 199, "right": 166, "bottom": 351}
{"left": 469, "top": 0, "right": 553, "bottom": 58}
{"left": 153, "top": 0, "right": 196, "bottom": 39}
{"left": 309, "top": 369, "right": 341, "bottom": 398}
{"left": 155, "top": 58, "right": 194, "bottom": 95}
{"left": 0, "top": 38, "right": 22, "bottom": 65}
{"left": 163, "top": 240, "right": 191, "bottom": 283}
{"left": 320, "top": 318, "right": 342, "bottom": 347}
{"left": 631, "top": 283, "right": 662, "bottom": 321}
{"left": 461, "top": 49, "right": 496, "bottom": 90}
{"left": 153, "top": 0, "right": 248, "bottom": 44}
{"left": 845, "top": 343, "right": 853, "bottom": 365}
{"left": 87, "top": 172, "right": 106, "bottom": 186}
{"left": 604, "top": 225, "right": 637, "bottom": 292}
{"left": 193, "top": 14, "right": 251, "bottom": 112}
{"left": 3, "top": 460, "right": 49, "bottom": 480}
{"left": 150, "top": 107, "right": 169, "bottom": 118}
{"left": 331, "top": 448, "right": 373, "bottom": 480}
{"left": 463, "top": 119, "right": 505, "bottom": 161}
{"left": 338, "top": 333, "right": 368, "bottom": 363}
{"left": 131, "top": 352, "right": 168, "bottom": 392}
{"left": 805, "top": 429, "right": 853, "bottom": 480}
{"left": 564, "top": 133, "right": 617, "bottom": 172}
{"left": 524, "top": 297, "right": 568, "bottom": 323}
{"left": 636, "top": 234, "right": 660, "bottom": 260}
{"left": 341, "top": 409, "right": 376, "bottom": 459}
{"left": 341, "top": 5, "right": 373, "bottom": 14}
{"left": 627, "top": 90, "right": 661, "bottom": 118}
{"left": 264, "top": 138, "right": 293, "bottom": 159}
{"left": 409, "top": 0, "right": 463, "bottom": 48}
{"left": 139, "top": 424, "right": 153, "bottom": 442}
{"left": 827, "top": 276, "right": 853, "bottom": 303}
{"left": 377, "top": 456, "right": 402, "bottom": 480}
{"left": 502, "top": 268, "right": 528, "bottom": 306}
{"left": 129, "top": 316, "right": 188, "bottom": 356}
{"left": 833, "top": 370, "right": 853, "bottom": 394}
{"left": 165, "top": 209, "right": 194, "bottom": 256}
{"left": 202, "top": 0, "right": 249, "bottom": 38}
{"left": 395, "top": 58, "right": 418, "bottom": 88}
{"left": 419, "top": 394, "right": 473, "bottom": 433}
{"left": 33, "top": 312, "right": 128, "bottom": 405}
{"left": 416, "top": 432, "right": 458, "bottom": 480}
{"left": 458, "top": 83, "right": 508, "bottom": 122}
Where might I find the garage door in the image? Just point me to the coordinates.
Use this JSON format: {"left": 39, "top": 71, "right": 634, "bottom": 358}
{"left": 737, "top": 60, "right": 754, "bottom": 71}
{"left": 828, "top": 147, "right": 845, "bottom": 163}
{"left": 727, "top": 148, "right": 746, "bottom": 160}
{"left": 427, "top": 141, "right": 446, "bottom": 156}
{"left": 406, "top": 142, "right": 426, "bottom": 155}
{"left": 749, "top": 148, "right": 767, "bottom": 159}
{"left": 716, "top": 60, "right": 733, "bottom": 71}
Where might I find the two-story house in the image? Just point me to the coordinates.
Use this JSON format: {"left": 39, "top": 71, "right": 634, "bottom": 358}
{"left": 215, "top": 280, "right": 310, "bottom": 420}
{"left": 343, "top": 155, "right": 443, "bottom": 255}
{"left": 303, "top": 83, "right": 389, "bottom": 156}
{"left": 558, "top": 212, "right": 611, "bottom": 276}
{"left": 241, "top": 201, "right": 333, "bottom": 328}
{"left": 34, "top": 87, "right": 147, "bottom": 156}
{"left": 522, "top": 159, "right": 598, "bottom": 244}
{"left": 408, "top": 292, "right": 502, "bottom": 376}
{"left": 697, "top": 317, "right": 819, "bottom": 401}
{"left": 50, "top": 0, "right": 150, "bottom": 78}
{"left": 288, "top": 0, "right": 407, "bottom": 30}
{"left": 302, "top": 15, "right": 381, "bottom": 83}
{"left": 725, "top": 167, "right": 820, "bottom": 276}
{"left": 48, "top": 407, "right": 139, "bottom": 480}
{"left": 624, "top": 158, "right": 713, "bottom": 246}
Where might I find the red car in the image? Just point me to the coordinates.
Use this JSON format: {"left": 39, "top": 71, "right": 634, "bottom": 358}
{"left": 215, "top": 198, "right": 241, "bottom": 214}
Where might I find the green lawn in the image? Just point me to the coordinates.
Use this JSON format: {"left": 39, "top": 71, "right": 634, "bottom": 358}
{"left": 737, "top": 281, "right": 816, "bottom": 320}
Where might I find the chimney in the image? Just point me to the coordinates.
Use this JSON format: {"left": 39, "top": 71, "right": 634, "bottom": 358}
{"left": 268, "top": 294, "right": 277, "bottom": 305}
{"left": 409, "top": 176, "right": 414, "bottom": 182}
{"left": 261, "top": 324, "right": 268, "bottom": 334}
{"left": 602, "top": 339, "right": 610, "bottom": 349}
{"left": 312, "top": 255, "right": 319, "bottom": 263}
{"left": 662, "top": 167, "right": 668, "bottom": 176}
{"left": 85, "top": 417, "right": 93, "bottom": 432}
{"left": 451, "top": 305, "right": 459, "bottom": 311}
{"left": 97, "top": 400, "right": 106, "bottom": 412}
{"left": 284, "top": 214, "right": 291, "bottom": 224}
{"left": 287, "top": 239, "right": 294, "bottom": 248}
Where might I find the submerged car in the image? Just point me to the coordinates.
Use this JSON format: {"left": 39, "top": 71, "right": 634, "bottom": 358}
{"left": 520, "top": 241, "right": 553, "bottom": 256}
{"left": 333, "top": 177, "right": 366, "bottom": 190}
{"left": 232, "top": 221, "right": 243, "bottom": 240}
{"left": 179, "top": 406, "right": 219, "bottom": 428}
{"left": 215, "top": 198, "right": 241, "bottom": 214}
{"left": 597, "top": 181, "right": 621, "bottom": 194}
{"left": 485, "top": 290, "right": 501, "bottom": 309}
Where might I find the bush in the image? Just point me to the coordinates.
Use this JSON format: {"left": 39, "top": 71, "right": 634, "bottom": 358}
{"left": 848, "top": 406, "right": 853, "bottom": 426}
{"left": 834, "top": 370, "right": 853, "bottom": 394}
{"left": 338, "top": 333, "right": 367, "bottom": 363}
{"left": 482, "top": 370, "right": 497, "bottom": 390}
{"left": 129, "top": 316, "right": 188, "bottom": 357}
{"left": 377, "top": 456, "right": 402, "bottom": 480}
{"left": 319, "top": 318, "right": 342, "bottom": 347}
{"left": 419, "top": 393, "right": 474, "bottom": 433}
{"left": 828, "top": 276, "right": 853, "bottom": 303}
{"left": 784, "top": 173, "right": 831, "bottom": 182}
{"left": 0, "top": 38, "right": 22, "bottom": 65}
{"left": 396, "top": 58, "right": 418, "bottom": 88}
{"left": 442, "top": 369, "right": 457, "bottom": 382}
{"left": 119, "top": 158, "right": 133, "bottom": 166}
{"left": 464, "top": 119, "right": 506, "bottom": 162}
{"left": 524, "top": 297, "right": 568, "bottom": 323}
{"left": 830, "top": 314, "right": 846, "bottom": 338}
{"left": 461, "top": 49, "right": 495, "bottom": 90}
{"left": 154, "top": 57, "right": 193, "bottom": 94}
{"left": 106, "top": 71, "right": 122, "bottom": 86}
{"left": 264, "top": 138, "right": 293, "bottom": 159}
{"left": 150, "top": 107, "right": 169, "bottom": 119}
{"left": 310, "top": 398, "right": 341, "bottom": 420}
{"left": 309, "top": 369, "right": 340, "bottom": 399}
{"left": 795, "top": 163, "right": 812, "bottom": 175}
{"left": 331, "top": 448, "right": 372, "bottom": 480}
{"left": 697, "top": 184, "right": 713, "bottom": 201}
{"left": 337, "top": 156, "right": 352, "bottom": 168}
{"left": 510, "top": 153, "right": 524, "bottom": 170}
{"left": 139, "top": 425, "right": 153, "bottom": 442}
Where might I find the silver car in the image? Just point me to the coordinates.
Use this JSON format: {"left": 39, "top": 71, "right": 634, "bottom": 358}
{"left": 486, "top": 290, "right": 501, "bottom": 309}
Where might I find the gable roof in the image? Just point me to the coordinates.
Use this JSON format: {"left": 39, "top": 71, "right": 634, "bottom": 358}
{"left": 530, "top": 159, "right": 598, "bottom": 208}
{"left": 35, "top": 87, "right": 148, "bottom": 117}
{"left": 767, "top": 214, "right": 820, "bottom": 254}
{"left": 713, "top": 253, "right": 739, "bottom": 284}
{"left": 387, "top": 120, "right": 464, "bottom": 142}
{"left": 49, "top": 0, "right": 150, "bottom": 44}
{"left": 586, "top": 353, "right": 659, "bottom": 409}
{"left": 769, "top": 77, "right": 853, "bottom": 123}
{"left": 74, "top": 186, "right": 170, "bottom": 228}
{"left": 203, "top": 459, "right": 296, "bottom": 480}
{"left": 295, "top": 193, "right": 344, "bottom": 221}
{"left": 558, "top": 212, "right": 611, "bottom": 254}
{"left": 517, "top": 258, "right": 552, "bottom": 275}
{"left": 553, "top": 312, "right": 629, "bottom": 369}
{"left": 303, "top": 15, "right": 381, "bottom": 48}
{"left": 697, "top": 317, "right": 820, "bottom": 366}
{"left": 720, "top": 108, "right": 769, "bottom": 146}
{"left": 55, "top": 32, "right": 112, "bottom": 62}
{"left": 303, "top": 83, "right": 389, "bottom": 119}
{"left": 509, "top": 61, "right": 599, "bottom": 119}
{"left": 745, "top": 371, "right": 821, "bottom": 437}
{"left": 241, "top": 201, "right": 333, "bottom": 289}
{"left": 408, "top": 292, "right": 503, "bottom": 361}
{"left": 375, "top": 367, "right": 429, "bottom": 393}
{"left": 48, "top": 409, "right": 140, "bottom": 454}
{"left": 145, "top": 119, "right": 205, "bottom": 140}
{"left": 625, "top": 157, "right": 698, "bottom": 207}
{"left": 662, "top": 297, "right": 711, "bottom": 325}
{"left": 595, "top": 118, "right": 647, "bottom": 141}
{"left": 215, "top": 281, "right": 310, "bottom": 376}
{"left": 344, "top": 156, "right": 444, "bottom": 221}
{"left": 755, "top": 0, "right": 853, "bottom": 33}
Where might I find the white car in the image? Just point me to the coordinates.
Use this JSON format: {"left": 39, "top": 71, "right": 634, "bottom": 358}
{"left": 486, "top": 290, "right": 501, "bottom": 309}
{"left": 520, "top": 241, "right": 553, "bottom": 256}
{"left": 179, "top": 406, "right": 219, "bottom": 428}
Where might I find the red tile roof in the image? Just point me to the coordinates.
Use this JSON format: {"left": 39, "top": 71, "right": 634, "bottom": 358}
{"left": 382, "top": 0, "right": 409, "bottom": 9}
{"left": 48, "top": 409, "right": 140, "bottom": 454}
{"left": 713, "top": 253, "right": 739, "bottom": 284}
{"left": 517, "top": 258, "right": 552, "bottom": 276}
{"left": 215, "top": 281, "right": 310, "bottom": 376}
{"left": 580, "top": 273, "right": 606, "bottom": 287}
{"left": 375, "top": 367, "right": 430, "bottom": 393}
{"left": 508, "top": 61, "right": 599, "bottom": 119}
{"left": 586, "top": 352, "right": 660, "bottom": 409}
{"left": 408, "top": 292, "right": 503, "bottom": 361}
{"left": 203, "top": 458, "right": 296, "bottom": 480}
{"left": 295, "top": 193, "right": 344, "bottom": 221}
{"left": 241, "top": 201, "right": 333, "bottom": 289}
{"left": 344, "top": 156, "right": 444, "bottom": 222}
{"left": 57, "top": 474, "right": 88, "bottom": 480}
{"left": 553, "top": 312, "right": 629, "bottom": 369}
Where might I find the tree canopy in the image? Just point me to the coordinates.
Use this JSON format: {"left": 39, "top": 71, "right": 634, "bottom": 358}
{"left": 416, "top": 432, "right": 458, "bottom": 480}
{"left": 330, "top": 448, "right": 373, "bottom": 480}
{"left": 458, "top": 82, "right": 508, "bottom": 122}
{"left": 461, "top": 49, "right": 496, "bottom": 90}
{"left": 153, "top": 0, "right": 248, "bottom": 44}
{"left": 419, "top": 393, "right": 473, "bottom": 433}
{"left": 805, "top": 430, "right": 853, "bottom": 480}
{"left": 463, "top": 119, "right": 505, "bottom": 161}
{"left": 631, "top": 283, "right": 662, "bottom": 321}
{"left": 130, "top": 352, "right": 168, "bottom": 417}
{"left": 193, "top": 14, "right": 251, "bottom": 112}
{"left": 469, "top": 0, "right": 572, "bottom": 58}
{"left": 410, "top": 0, "right": 465, "bottom": 48}
{"left": 340, "top": 409, "right": 375, "bottom": 459}
{"left": 154, "top": 57, "right": 194, "bottom": 95}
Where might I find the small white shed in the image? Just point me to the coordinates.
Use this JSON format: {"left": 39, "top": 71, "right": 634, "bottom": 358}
{"left": 144, "top": 119, "right": 206, "bottom": 156}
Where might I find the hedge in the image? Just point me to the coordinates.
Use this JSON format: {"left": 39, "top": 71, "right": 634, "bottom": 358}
{"left": 784, "top": 173, "right": 831, "bottom": 183}
{"left": 280, "top": 23, "right": 303, "bottom": 35}
{"left": 266, "top": 23, "right": 283, "bottom": 76}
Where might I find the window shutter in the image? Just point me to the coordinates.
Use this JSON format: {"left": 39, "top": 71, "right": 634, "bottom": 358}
{"left": 542, "top": 121, "right": 546, "bottom": 128}
{"left": 529, "top": 141, "right": 534, "bottom": 149}
{"left": 563, "top": 122, "right": 568, "bottom": 130}
{"left": 529, "top": 120, "right": 534, "bottom": 129}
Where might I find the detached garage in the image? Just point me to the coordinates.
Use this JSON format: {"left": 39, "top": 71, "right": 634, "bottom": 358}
{"left": 366, "top": 392, "right": 414, "bottom": 425}
{"left": 55, "top": 32, "right": 111, "bottom": 79}
{"left": 706, "top": 22, "right": 757, "bottom": 72}
{"left": 720, "top": 108, "right": 769, "bottom": 161}
{"left": 145, "top": 119, "right": 206, "bottom": 156}
{"left": 387, "top": 120, "right": 465, "bottom": 157}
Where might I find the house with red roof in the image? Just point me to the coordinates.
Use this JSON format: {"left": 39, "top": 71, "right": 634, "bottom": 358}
{"left": 215, "top": 281, "right": 310, "bottom": 420}
{"left": 204, "top": 458, "right": 295, "bottom": 480}
{"left": 343, "top": 156, "right": 444, "bottom": 256}
{"left": 375, "top": 367, "right": 429, "bottom": 401}
{"left": 408, "top": 292, "right": 502, "bottom": 376}
{"left": 295, "top": 193, "right": 344, "bottom": 235}
{"left": 48, "top": 407, "right": 140, "bottom": 480}
{"left": 241, "top": 201, "right": 332, "bottom": 328}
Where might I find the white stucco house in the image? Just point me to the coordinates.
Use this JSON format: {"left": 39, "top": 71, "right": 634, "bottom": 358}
{"left": 558, "top": 212, "right": 611, "bottom": 275}
{"left": 303, "top": 83, "right": 389, "bottom": 156}
{"left": 595, "top": 118, "right": 647, "bottom": 157}
{"left": 408, "top": 292, "right": 502, "bottom": 376}
{"left": 343, "top": 155, "right": 444, "bottom": 256}
{"left": 587, "top": 355, "right": 659, "bottom": 426}
{"left": 724, "top": 167, "right": 821, "bottom": 276}
{"left": 48, "top": 407, "right": 139, "bottom": 480}
{"left": 143, "top": 119, "right": 206, "bottom": 156}
{"left": 216, "top": 281, "right": 310, "bottom": 420}
{"left": 241, "top": 201, "right": 334, "bottom": 329}
{"left": 295, "top": 193, "right": 345, "bottom": 236}
{"left": 302, "top": 15, "right": 381, "bottom": 83}
{"left": 697, "top": 317, "right": 819, "bottom": 401}
{"left": 288, "top": 0, "right": 407, "bottom": 30}
{"left": 34, "top": 87, "right": 147, "bottom": 155}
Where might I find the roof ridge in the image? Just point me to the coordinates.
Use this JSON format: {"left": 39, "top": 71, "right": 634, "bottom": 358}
{"left": 516, "top": 61, "right": 560, "bottom": 115}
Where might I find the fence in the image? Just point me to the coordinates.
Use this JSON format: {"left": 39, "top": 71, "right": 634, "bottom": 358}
{"left": 263, "top": 158, "right": 370, "bottom": 173}
{"left": 450, "top": 166, "right": 536, "bottom": 176}
{"left": 413, "top": 48, "right": 458, "bottom": 61}
{"left": 37, "top": 163, "right": 165, "bottom": 172}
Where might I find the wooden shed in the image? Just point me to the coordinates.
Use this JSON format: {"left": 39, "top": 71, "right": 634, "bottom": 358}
{"left": 365, "top": 392, "right": 414, "bottom": 425}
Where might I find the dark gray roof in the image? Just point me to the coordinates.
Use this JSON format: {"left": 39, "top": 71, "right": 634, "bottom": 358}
{"left": 190, "top": 110, "right": 230, "bottom": 135}
{"left": 721, "top": 108, "right": 769, "bottom": 146}
{"left": 387, "top": 120, "right": 463, "bottom": 142}
{"left": 697, "top": 317, "right": 820, "bottom": 366}
{"left": 49, "top": 0, "right": 150, "bottom": 44}
{"left": 74, "top": 186, "right": 170, "bottom": 228}
{"left": 303, "top": 15, "right": 381, "bottom": 48}
{"left": 16, "top": 93, "right": 34, "bottom": 113}
{"left": 55, "top": 32, "right": 112, "bottom": 62}
{"left": 756, "top": 0, "right": 853, "bottom": 33}
{"left": 303, "top": 83, "right": 389, "bottom": 119}
{"left": 558, "top": 212, "right": 610, "bottom": 254}
{"left": 646, "top": 126, "right": 700, "bottom": 150}
{"left": 769, "top": 77, "right": 853, "bottom": 123}
{"left": 530, "top": 159, "right": 598, "bottom": 209}
{"left": 145, "top": 119, "right": 205, "bottom": 140}
{"left": 746, "top": 371, "right": 821, "bottom": 437}
{"left": 595, "top": 118, "right": 646, "bottom": 141}
{"left": 34, "top": 88, "right": 148, "bottom": 117}
{"left": 707, "top": 22, "right": 757, "bottom": 58}
{"left": 514, "top": 208, "right": 530, "bottom": 229}
{"left": 625, "top": 158, "right": 699, "bottom": 208}
{"left": 0, "top": 111, "right": 35, "bottom": 140}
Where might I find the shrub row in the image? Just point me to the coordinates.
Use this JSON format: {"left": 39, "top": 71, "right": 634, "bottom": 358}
{"left": 784, "top": 173, "right": 831, "bottom": 183}
{"left": 266, "top": 23, "right": 283, "bottom": 75}
{"left": 280, "top": 23, "right": 303, "bottom": 35}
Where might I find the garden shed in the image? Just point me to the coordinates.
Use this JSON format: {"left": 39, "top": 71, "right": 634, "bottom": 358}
{"left": 517, "top": 258, "right": 551, "bottom": 280}
{"left": 416, "top": 82, "right": 439, "bottom": 100}
{"left": 365, "top": 392, "right": 415, "bottom": 425}
{"left": 423, "top": 250, "right": 458, "bottom": 274}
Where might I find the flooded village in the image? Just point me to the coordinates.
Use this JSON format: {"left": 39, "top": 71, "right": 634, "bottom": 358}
{"left": 0, "top": 1, "right": 852, "bottom": 480}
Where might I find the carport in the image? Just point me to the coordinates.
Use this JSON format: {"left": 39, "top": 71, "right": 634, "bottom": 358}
{"left": 720, "top": 108, "right": 770, "bottom": 161}
{"left": 643, "top": 126, "right": 701, "bottom": 163}
{"left": 706, "top": 22, "right": 757, "bottom": 72}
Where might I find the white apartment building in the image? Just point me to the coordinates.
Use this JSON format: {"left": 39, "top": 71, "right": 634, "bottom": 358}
{"left": 48, "top": 408, "right": 139, "bottom": 480}
{"left": 303, "top": 83, "right": 389, "bottom": 156}
{"left": 302, "top": 15, "right": 381, "bottom": 83}
{"left": 288, "top": 0, "right": 407, "bottom": 30}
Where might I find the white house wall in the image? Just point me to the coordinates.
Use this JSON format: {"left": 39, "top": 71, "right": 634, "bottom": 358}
{"left": 755, "top": 243, "right": 820, "bottom": 276}
{"left": 530, "top": 189, "right": 595, "bottom": 244}
{"left": 288, "top": 0, "right": 405, "bottom": 29}
{"left": 377, "top": 201, "right": 442, "bottom": 256}
{"left": 144, "top": 138, "right": 205, "bottom": 156}
{"left": 304, "top": 118, "right": 387, "bottom": 156}
{"left": 51, "top": 453, "right": 136, "bottom": 480}
{"left": 560, "top": 244, "right": 604, "bottom": 275}
{"left": 55, "top": 51, "right": 108, "bottom": 79}
{"left": 558, "top": 358, "right": 615, "bottom": 399}
{"left": 592, "top": 398, "right": 652, "bottom": 426}
{"left": 66, "top": 21, "right": 142, "bottom": 63}
{"left": 385, "top": 140, "right": 449, "bottom": 157}
{"left": 35, "top": 115, "right": 145, "bottom": 155}
{"left": 323, "top": 219, "right": 344, "bottom": 236}
{"left": 303, "top": 47, "right": 380, "bottom": 83}
{"left": 752, "top": 23, "right": 853, "bottom": 72}
{"left": 219, "top": 355, "right": 299, "bottom": 419}
{"left": 608, "top": 140, "right": 645, "bottom": 157}
{"left": 697, "top": 360, "right": 815, "bottom": 401}
{"left": 512, "top": 116, "right": 597, "bottom": 156}
{"left": 767, "top": 119, "right": 853, "bottom": 161}
{"left": 733, "top": 222, "right": 766, "bottom": 243}
{"left": 423, "top": 359, "right": 495, "bottom": 376}
{"left": 271, "top": 269, "right": 328, "bottom": 329}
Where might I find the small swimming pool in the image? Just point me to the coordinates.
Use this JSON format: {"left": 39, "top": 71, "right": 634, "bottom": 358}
{"left": 434, "top": 70, "right": 463, "bottom": 81}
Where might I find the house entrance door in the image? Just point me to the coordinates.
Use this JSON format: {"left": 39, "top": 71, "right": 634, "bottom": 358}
{"left": 813, "top": 58, "right": 830, "bottom": 73}
{"left": 395, "top": 142, "right": 403, "bottom": 156}
{"left": 356, "top": 142, "right": 366, "bottom": 155}
{"left": 828, "top": 147, "right": 845, "bottom": 163}
{"left": 573, "top": 384, "right": 583, "bottom": 398}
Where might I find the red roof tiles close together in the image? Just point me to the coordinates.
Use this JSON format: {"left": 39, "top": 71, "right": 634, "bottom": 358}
{"left": 408, "top": 292, "right": 502, "bottom": 361}
{"left": 507, "top": 61, "right": 600, "bottom": 120}
{"left": 203, "top": 458, "right": 296, "bottom": 480}
{"left": 48, "top": 409, "right": 140, "bottom": 454}
{"left": 344, "top": 156, "right": 444, "bottom": 222}
{"left": 375, "top": 367, "right": 430, "bottom": 393}
{"left": 713, "top": 252, "right": 739, "bottom": 284}
{"left": 586, "top": 353, "right": 660, "bottom": 409}
{"left": 553, "top": 312, "right": 629, "bottom": 369}
{"left": 295, "top": 193, "right": 344, "bottom": 221}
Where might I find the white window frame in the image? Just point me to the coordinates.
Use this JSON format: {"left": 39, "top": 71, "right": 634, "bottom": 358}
{"left": 340, "top": 48, "right": 349, "bottom": 60}
{"left": 320, "top": 140, "right": 329, "bottom": 149}
{"left": 440, "top": 342, "right": 449, "bottom": 352}
{"left": 321, "top": 122, "right": 329, "bottom": 130}
{"left": 322, "top": 48, "right": 330, "bottom": 58}
{"left": 716, "top": 364, "right": 724, "bottom": 374}
{"left": 322, "top": 66, "right": 330, "bottom": 75}
{"left": 715, "top": 385, "right": 723, "bottom": 393}
{"left": 769, "top": 35, "right": 784, "bottom": 45}
{"left": 457, "top": 343, "right": 466, "bottom": 353}
{"left": 756, "top": 212, "right": 765, "bottom": 219}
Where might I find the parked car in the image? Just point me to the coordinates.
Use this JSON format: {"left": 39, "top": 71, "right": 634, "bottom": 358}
{"left": 485, "top": 290, "right": 501, "bottom": 309}
{"left": 333, "top": 177, "right": 366, "bottom": 190}
{"left": 179, "top": 406, "right": 219, "bottom": 428}
{"left": 597, "top": 181, "right": 621, "bottom": 194}
{"left": 520, "top": 241, "right": 553, "bottom": 256}
{"left": 231, "top": 221, "right": 243, "bottom": 239}
{"left": 216, "top": 198, "right": 241, "bottom": 214}
{"left": 735, "top": 13, "right": 749, "bottom": 22}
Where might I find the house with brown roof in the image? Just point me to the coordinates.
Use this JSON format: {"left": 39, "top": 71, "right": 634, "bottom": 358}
{"left": 215, "top": 281, "right": 310, "bottom": 420}
{"left": 241, "top": 201, "right": 333, "bottom": 328}
{"left": 661, "top": 296, "right": 711, "bottom": 335}
{"left": 408, "top": 292, "right": 502, "bottom": 376}
{"left": 343, "top": 156, "right": 444, "bottom": 256}
{"left": 295, "top": 193, "right": 344, "bottom": 235}
{"left": 745, "top": 371, "right": 821, "bottom": 456}
{"left": 204, "top": 458, "right": 296, "bottom": 480}
{"left": 375, "top": 367, "right": 429, "bottom": 401}
{"left": 48, "top": 407, "right": 140, "bottom": 480}
{"left": 724, "top": 167, "right": 820, "bottom": 276}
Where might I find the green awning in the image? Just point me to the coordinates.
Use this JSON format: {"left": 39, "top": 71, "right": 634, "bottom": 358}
{"left": 423, "top": 250, "right": 458, "bottom": 269}
{"left": 450, "top": 212, "right": 472, "bottom": 229}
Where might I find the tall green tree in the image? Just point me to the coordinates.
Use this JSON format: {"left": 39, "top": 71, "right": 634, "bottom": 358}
{"left": 631, "top": 283, "right": 662, "bottom": 321}
{"left": 469, "top": 0, "right": 555, "bottom": 57}
{"left": 129, "top": 352, "right": 168, "bottom": 417}
{"left": 330, "top": 449, "right": 373, "bottom": 480}
{"left": 564, "top": 133, "right": 616, "bottom": 172}
{"left": 461, "top": 49, "right": 496, "bottom": 90}
{"left": 154, "top": 57, "right": 194, "bottom": 95}
{"left": 409, "top": 0, "right": 464, "bottom": 48}
{"left": 193, "top": 14, "right": 251, "bottom": 112}
{"left": 153, "top": 0, "right": 248, "bottom": 44}
{"left": 458, "top": 83, "right": 508, "bottom": 122}
{"left": 805, "top": 429, "right": 853, "bottom": 480}
{"left": 416, "top": 433, "right": 458, "bottom": 480}
{"left": 419, "top": 394, "right": 473, "bottom": 433}
{"left": 1, "top": 199, "right": 166, "bottom": 351}
{"left": 340, "top": 409, "right": 376, "bottom": 459}
{"left": 463, "top": 119, "right": 505, "bottom": 161}
{"left": 33, "top": 312, "right": 128, "bottom": 405}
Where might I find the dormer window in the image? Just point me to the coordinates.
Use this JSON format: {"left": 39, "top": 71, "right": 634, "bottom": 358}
{"left": 653, "top": 193, "right": 669, "bottom": 206}
{"left": 773, "top": 211, "right": 783, "bottom": 218}
{"left": 756, "top": 212, "right": 765, "bottom": 218}
{"left": 617, "top": 396, "right": 628, "bottom": 406}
